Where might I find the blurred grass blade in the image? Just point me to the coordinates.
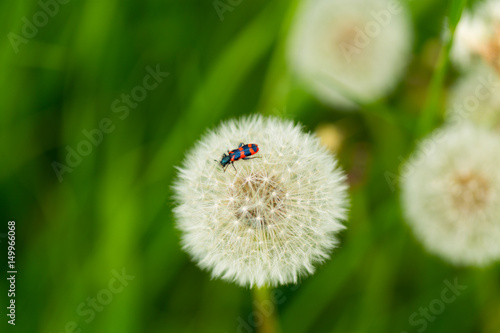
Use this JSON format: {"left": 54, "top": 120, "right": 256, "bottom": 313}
{"left": 144, "top": 0, "right": 289, "bottom": 184}
{"left": 416, "top": 0, "right": 468, "bottom": 138}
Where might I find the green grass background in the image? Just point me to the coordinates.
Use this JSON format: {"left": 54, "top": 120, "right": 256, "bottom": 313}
{"left": 0, "top": 0, "right": 499, "bottom": 332}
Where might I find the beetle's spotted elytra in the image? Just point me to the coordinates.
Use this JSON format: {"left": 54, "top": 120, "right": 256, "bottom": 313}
{"left": 214, "top": 143, "right": 259, "bottom": 172}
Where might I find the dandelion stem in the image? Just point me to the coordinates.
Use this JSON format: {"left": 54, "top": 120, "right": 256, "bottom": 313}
{"left": 252, "top": 286, "right": 280, "bottom": 333}
{"left": 416, "top": 0, "right": 468, "bottom": 138}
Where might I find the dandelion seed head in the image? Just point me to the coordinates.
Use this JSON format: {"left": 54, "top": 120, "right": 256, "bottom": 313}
{"left": 173, "top": 116, "right": 349, "bottom": 287}
{"left": 446, "top": 63, "right": 500, "bottom": 131}
{"left": 287, "top": 0, "right": 412, "bottom": 109}
{"left": 451, "top": 0, "right": 500, "bottom": 72}
{"left": 401, "top": 125, "right": 500, "bottom": 266}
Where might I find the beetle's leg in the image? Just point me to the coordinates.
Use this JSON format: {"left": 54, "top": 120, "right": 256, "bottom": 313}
{"left": 242, "top": 156, "right": 260, "bottom": 160}
{"left": 238, "top": 143, "right": 245, "bottom": 148}
{"left": 231, "top": 162, "right": 237, "bottom": 172}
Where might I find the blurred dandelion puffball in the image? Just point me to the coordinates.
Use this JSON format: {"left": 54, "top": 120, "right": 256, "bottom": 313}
{"left": 401, "top": 125, "right": 500, "bottom": 266}
{"left": 174, "top": 116, "right": 349, "bottom": 287}
{"left": 446, "top": 64, "right": 500, "bottom": 131}
{"left": 451, "top": 0, "right": 500, "bottom": 71}
{"left": 287, "top": 0, "right": 412, "bottom": 109}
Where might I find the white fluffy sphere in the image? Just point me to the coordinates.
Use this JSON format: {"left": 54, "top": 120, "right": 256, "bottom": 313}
{"left": 173, "top": 116, "right": 349, "bottom": 287}
{"left": 401, "top": 125, "right": 500, "bottom": 266}
{"left": 287, "top": 0, "right": 412, "bottom": 109}
{"left": 451, "top": 0, "right": 500, "bottom": 71}
{"left": 446, "top": 63, "right": 500, "bottom": 131}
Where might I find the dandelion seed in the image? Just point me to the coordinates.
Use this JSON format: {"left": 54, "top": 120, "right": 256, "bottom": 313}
{"left": 287, "top": 0, "right": 412, "bottom": 109}
{"left": 173, "top": 116, "right": 349, "bottom": 287}
{"left": 401, "top": 125, "right": 500, "bottom": 266}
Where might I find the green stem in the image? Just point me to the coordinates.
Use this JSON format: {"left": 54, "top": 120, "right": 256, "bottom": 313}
{"left": 415, "top": 40, "right": 451, "bottom": 138}
{"left": 252, "top": 286, "right": 280, "bottom": 333}
{"left": 416, "top": 0, "right": 468, "bottom": 138}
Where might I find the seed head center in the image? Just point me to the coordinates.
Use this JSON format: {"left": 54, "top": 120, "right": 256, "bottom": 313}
{"left": 450, "top": 171, "right": 491, "bottom": 212}
{"left": 474, "top": 25, "right": 500, "bottom": 73}
{"left": 230, "top": 172, "right": 286, "bottom": 229}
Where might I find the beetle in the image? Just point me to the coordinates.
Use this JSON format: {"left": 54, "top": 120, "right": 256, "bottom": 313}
{"left": 214, "top": 143, "right": 259, "bottom": 172}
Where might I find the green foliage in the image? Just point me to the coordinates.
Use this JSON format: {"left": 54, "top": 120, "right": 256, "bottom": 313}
{"left": 0, "top": 0, "right": 498, "bottom": 332}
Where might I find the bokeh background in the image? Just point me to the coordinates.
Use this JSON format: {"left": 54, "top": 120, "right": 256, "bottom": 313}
{"left": 1, "top": 0, "right": 499, "bottom": 332}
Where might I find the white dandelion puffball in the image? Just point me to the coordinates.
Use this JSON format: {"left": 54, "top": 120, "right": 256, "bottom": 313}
{"left": 287, "top": 0, "right": 412, "bottom": 109}
{"left": 446, "top": 63, "right": 500, "bottom": 131}
{"left": 401, "top": 125, "right": 500, "bottom": 266}
{"left": 173, "top": 116, "right": 349, "bottom": 287}
{"left": 451, "top": 0, "right": 500, "bottom": 71}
